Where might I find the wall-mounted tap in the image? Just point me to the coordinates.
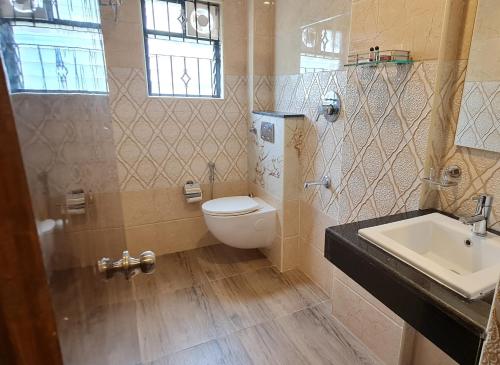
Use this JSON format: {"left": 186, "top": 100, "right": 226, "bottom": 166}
{"left": 459, "top": 194, "right": 493, "bottom": 236}
{"left": 304, "top": 176, "right": 330, "bottom": 190}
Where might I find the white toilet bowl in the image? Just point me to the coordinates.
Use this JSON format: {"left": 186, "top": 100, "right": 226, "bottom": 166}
{"left": 202, "top": 196, "right": 276, "bottom": 249}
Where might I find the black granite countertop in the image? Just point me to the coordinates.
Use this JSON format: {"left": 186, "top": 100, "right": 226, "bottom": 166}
{"left": 251, "top": 111, "right": 305, "bottom": 118}
{"left": 325, "top": 209, "right": 493, "bottom": 337}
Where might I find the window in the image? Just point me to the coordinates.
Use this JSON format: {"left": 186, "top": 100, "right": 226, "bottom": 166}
{"left": 141, "top": 0, "right": 222, "bottom": 98}
{"left": 0, "top": 0, "right": 107, "bottom": 94}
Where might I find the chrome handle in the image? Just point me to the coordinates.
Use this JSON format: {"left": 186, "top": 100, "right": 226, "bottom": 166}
{"left": 97, "top": 250, "right": 156, "bottom": 280}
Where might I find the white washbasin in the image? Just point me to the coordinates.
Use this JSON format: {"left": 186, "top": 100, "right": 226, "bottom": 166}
{"left": 358, "top": 213, "right": 500, "bottom": 299}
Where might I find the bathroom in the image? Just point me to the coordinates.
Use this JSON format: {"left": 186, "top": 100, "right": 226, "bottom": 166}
{"left": 0, "top": 0, "right": 499, "bottom": 364}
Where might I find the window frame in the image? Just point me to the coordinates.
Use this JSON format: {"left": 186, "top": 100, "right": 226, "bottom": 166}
{"left": 140, "top": 0, "right": 222, "bottom": 99}
{"left": 0, "top": 3, "right": 108, "bottom": 95}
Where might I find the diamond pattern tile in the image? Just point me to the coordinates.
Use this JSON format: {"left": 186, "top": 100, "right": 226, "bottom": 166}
{"left": 108, "top": 67, "right": 248, "bottom": 191}
{"left": 274, "top": 62, "right": 437, "bottom": 224}
{"left": 11, "top": 94, "right": 120, "bottom": 195}
{"left": 456, "top": 81, "right": 500, "bottom": 153}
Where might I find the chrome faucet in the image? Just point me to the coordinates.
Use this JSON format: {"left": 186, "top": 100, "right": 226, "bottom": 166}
{"left": 459, "top": 195, "right": 493, "bottom": 236}
{"left": 304, "top": 176, "right": 330, "bottom": 190}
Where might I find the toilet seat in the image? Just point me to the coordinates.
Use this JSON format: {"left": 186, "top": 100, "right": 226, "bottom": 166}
{"left": 202, "top": 196, "right": 260, "bottom": 216}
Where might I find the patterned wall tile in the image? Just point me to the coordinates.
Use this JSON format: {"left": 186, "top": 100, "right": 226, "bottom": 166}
{"left": 252, "top": 75, "right": 274, "bottom": 112}
{"left": 274, "top": 62, "right": 437, "bottom": 225}
{"left": 481, "top": 282, "right": 500, "bottom": 363}
{"left": 11, "top": 94, "right": 120, "bottom": 196}
{"left": 455, "top": 81, "right": 500, "bottom": 153}
{"left": 338, "top": 62, "right": 436, "bottom": 224}
{"left": 108, "top": 67, "right": 249, "bottom": 191}
{"left": 247, "top": 113, "right": 284, "bottom": 198}
{"left": 422, "top": 61, "right": 500, "bottom": 231}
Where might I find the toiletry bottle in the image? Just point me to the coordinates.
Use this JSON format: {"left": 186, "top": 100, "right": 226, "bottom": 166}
{"left": 374, "top": 46, "right": 380, "bottom": 61}
{"left": 369, "top": 47, "right": 374, "bottom": 62}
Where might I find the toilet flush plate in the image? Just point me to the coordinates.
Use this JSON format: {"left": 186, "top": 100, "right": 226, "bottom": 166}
{"left": 260, "top": 122, "right": 274, "bottom": 143}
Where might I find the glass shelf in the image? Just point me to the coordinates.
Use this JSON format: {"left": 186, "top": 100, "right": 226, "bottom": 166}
{"left": 344, "top": 59, "right": 414, "bottom": 67}
{"left": 345, "top": 49, "right": 413, "bottom": 67}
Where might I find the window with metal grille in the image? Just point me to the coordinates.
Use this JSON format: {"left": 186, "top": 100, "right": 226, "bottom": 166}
{"left": 141, "top": 0, "right": 222, "bottom": 98}
{"left": 0, "top": 0, "right": 107, "bottom": 94}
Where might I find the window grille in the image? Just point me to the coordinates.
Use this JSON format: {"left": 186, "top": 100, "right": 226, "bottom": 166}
{"left": 141, "top": 0, "right": 222, "bottom": 98}
{"left": 0, "top": 0, "right": 108, "bottom": 94}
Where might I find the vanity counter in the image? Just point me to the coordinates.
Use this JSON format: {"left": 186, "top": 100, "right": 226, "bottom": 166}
{"left": 325, "top": 209, "right": 493, "bottom": 365}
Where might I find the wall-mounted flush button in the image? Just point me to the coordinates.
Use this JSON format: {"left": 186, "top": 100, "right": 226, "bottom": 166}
{"left": 260, "top": 122, "right": 274, "bottom": 143}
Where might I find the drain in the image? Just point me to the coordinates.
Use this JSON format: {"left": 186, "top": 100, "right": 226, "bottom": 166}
{"left": 450, "top": 269, "right": 461, "bottom": 275}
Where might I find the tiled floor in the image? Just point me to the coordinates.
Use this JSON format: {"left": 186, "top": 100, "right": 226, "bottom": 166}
{"left": 50, "top": 244, "right": 380, "bottom": 365}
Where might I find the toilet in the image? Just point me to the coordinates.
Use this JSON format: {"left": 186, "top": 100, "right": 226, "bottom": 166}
{"left": 202, "top": 196, "right": 276, "bottom": 249}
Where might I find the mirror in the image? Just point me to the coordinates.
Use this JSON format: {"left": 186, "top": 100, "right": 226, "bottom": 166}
{"left": 455, "top": 0, "right": 500, "bottom": 153}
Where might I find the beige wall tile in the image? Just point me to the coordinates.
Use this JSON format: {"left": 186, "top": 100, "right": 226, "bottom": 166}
{"left": 274, "top": 0, "right": 351, "bottom": 75}
{"left": 259, "top": 235, "right": 283, "bottom": 270}
{"left": 222, "top": 0, "right": 248, "bottom": 76}
{"left": 298, "top": 239, "right": 333, "bottom": 296}
{"left": 72, "top": 227, "right": 127, "bottom": 268}
{"left": 331, "top": 265, "right": 404, "bottom": 326}
{"left": 101, "top": 9, "right": 146, "bottom": 70}
{"left": 411, "top": 331, "right": 458, "bottom": 365}
{"left": 282, "top": 236, "right": 299, "bottom": 271}
{"left": 299, "top": 201, "right": 336, "bottom": 252}
{"left": 283, "top": 200, "right": 300, "bottom": 237}
{"left": 349, "top": 0, "right": 446, "bottom": 61}
{"left": 331, "top": 278, "right": 405, "bottom": 365}
{"left": 125, "top": 223, "right": 158, "bottom": 256}
{"left": 126, "top": 217, "right": 218, "bottom": 257}
{"left": 468, "top": 38, "right": 500, "bottom": 81}
{"left": 121, "top": 190, "right": 158, "bottom": 227}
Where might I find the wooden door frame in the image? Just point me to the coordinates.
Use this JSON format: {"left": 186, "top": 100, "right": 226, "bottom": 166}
{"left": 0, "top": 65, "right": 63, "bottom": 364}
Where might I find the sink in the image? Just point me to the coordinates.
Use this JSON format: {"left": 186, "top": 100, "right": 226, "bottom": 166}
{"left": 358, "top": 213, "right": 500, "bottom": 299}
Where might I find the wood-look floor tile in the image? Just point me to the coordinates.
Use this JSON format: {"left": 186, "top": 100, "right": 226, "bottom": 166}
{"left": 136, "top": 284, "right": 233, "bottom": 363}
{"left": 148, "top": 336, "right": 253, "bottom": 365}
{"left": 275, "top": 301, "right": 381, "bottom": 365}
{"left": 210, "top": 267, "right": 328, "bottom": 331}
{"left": 209, "top": 269, "right": 272, "bottom": 330}
{"left": 249, "top": 268, "right": 328, "bottom": 314}
{"left": 50, "top": 266, "right": 135, "bottom": 315}
{"left": 196, "top": 244, "right": 272, "bottom": 281}
{"left": 58, "top": 301, "right": 140, "bottom": 365}
{"left": 236, "top": 319, "right": 308, "bottom": 365}
{"left": 132, "top": 250, "right": 208, "bottom": 300}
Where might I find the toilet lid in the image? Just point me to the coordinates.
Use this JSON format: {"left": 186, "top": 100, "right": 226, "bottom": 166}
{"left": 202, "top": 196, "right": 260, "bottom": 216}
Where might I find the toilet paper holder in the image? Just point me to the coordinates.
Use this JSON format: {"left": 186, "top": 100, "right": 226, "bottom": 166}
{"left": 184, "top": 181, "right": 202, "bottom": 203}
